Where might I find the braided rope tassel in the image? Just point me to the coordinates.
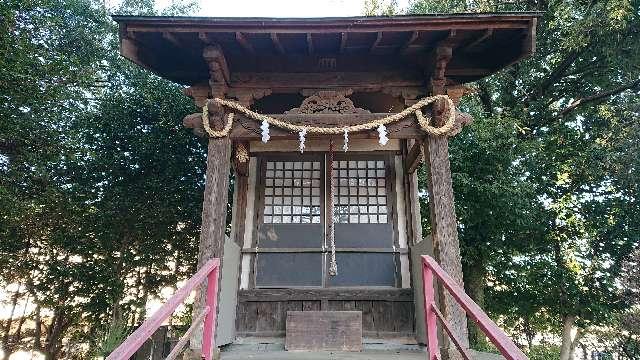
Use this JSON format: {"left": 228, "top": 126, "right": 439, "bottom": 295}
{"left": 328, "top": 140, "right": 338, "bottom": 276}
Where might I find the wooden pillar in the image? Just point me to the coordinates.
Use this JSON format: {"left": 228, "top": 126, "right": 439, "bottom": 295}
{"left": 183, "top": 43, "right": 233, "bottom": 359}
{"left": 188, "top": 135, "right": 231, "bottom": 357}
{"left": 422, "top": 46, "right": 469, "bottom": 359}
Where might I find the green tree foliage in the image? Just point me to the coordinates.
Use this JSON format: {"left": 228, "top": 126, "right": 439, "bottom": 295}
{"left": 407, "top": 0, "right": 640, "bottom": 357}
{"left": 0, "top": 0, "right": 204, "bottom": 358}
{"left": 363, "top": 0, "right": 399, "bottom": 15}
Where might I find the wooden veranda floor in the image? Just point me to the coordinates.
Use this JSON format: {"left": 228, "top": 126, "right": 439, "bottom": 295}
{"left": 220, "top": 349, "right": 425, "bottom": 360}
{"left": 219, "top": 338, "right": 504, "bottom": 360}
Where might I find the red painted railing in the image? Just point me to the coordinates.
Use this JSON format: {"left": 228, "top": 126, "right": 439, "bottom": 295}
{"left": 422, "top": 255, "right": 527, "bottom": 360}
{"left": 106, "top": 258, "right": 220, "bottom": 360}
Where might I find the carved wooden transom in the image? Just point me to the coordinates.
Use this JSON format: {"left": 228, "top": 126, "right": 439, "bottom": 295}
{"left": 285, "top": 91, "right": 370, "bottom": 114}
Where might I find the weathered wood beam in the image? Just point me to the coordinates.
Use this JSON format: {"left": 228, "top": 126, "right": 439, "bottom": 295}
{"left": 400, "top": 31, "right": 419, "bottom": 54}
{"left": 120, "top": 30, "right": 168, "bottom": 78}
{"left": 235, "top": 32, "right": 255, "bottom": 54}
{"left": 239, "top": 288, "right": 413, "bottom": 302}
{"left": 446, "top": 68, "right": 491, "bottom": 77}
{"left": 370, "top": 32, "right": 383, "bottom": 53}
{"left": 463, "top": 28, "right": 494, "bottom": 51}
{"left": 306, "top": 33, "right": 314, "bottom": 54}
{"left": 270, "top": 33, "right": 285, "bottom": 54}
{"left": 405, "top": 140, "right": 423, "bottom": 174}
{"left": 229, "top": 71, "right": 423, "bottom": 90}
{"left": 339, "top": 32, "right": 348, "bottom": 53}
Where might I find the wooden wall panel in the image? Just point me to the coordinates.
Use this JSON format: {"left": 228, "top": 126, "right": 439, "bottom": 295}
{"left": 236, "top": 290, "right": 415, "bottom": 338}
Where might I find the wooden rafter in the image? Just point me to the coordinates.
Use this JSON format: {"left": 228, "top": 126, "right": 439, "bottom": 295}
{"left": 422, "top": 30, "right": 457, "bottom": 53}
{"left": 400, "top": 31, "right": 419, "bottom": 54}
{"left": 370, "top": 32, "right": 383, "bottom": 53}
{"left": 228, "top": 71, "right": 423, "bottom": 90}
{"left": 339, "top": 32, "right": 348, "bottom": 53}
{"left": 463, "top": 28, "right": 493, "bottom": 51}
{"left": 306, "top": 33, "right": 314, "bottom": 54}
{"left": 162, "top": 31, "right": 181, "bottom": 48}
{"left": 270, "top": 33, "right": 285, "bottom": 54}
{"left": 235, "top": 32, "right": 255, "bottom": 54}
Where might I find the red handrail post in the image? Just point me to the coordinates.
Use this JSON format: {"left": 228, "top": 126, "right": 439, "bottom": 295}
{"left": 201, "top": 265, "right": 220, "bottom": 360}
{"left": 421, "top": 255, "right": 528, "bottom": 360}
{"left": 423, "top": 263, "right": 440, "bottom": 360}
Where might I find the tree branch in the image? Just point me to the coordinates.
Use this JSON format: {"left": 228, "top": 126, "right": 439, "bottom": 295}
{"left": 477, "top": 80, "right": 494, "bottom": 115}
{"left": 556, "top": 78, "right": 640, "bottom": 118}
{"left": 526, "top": 49, "right": 583, "bottom": 103}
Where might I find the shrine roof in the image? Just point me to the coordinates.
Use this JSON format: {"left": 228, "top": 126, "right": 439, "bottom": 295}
{"left": 113, "top": 13, "right": 540, "bottom": 87}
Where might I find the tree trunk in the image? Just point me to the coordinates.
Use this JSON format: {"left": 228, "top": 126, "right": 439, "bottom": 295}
{"left": 34, "top": 304, "right": 42, "bottom": 351}
{"left": 463, "top": 257, "right": 486, "bottom": 349}
{"left": 522, "top": 317, "right": 535, "bottom": 351}
{"left": 44, "top": 308, "right": 68, "bottom": 360}
{"left": 2, "top": 285, "right": 21, "bottom": 347}
{"left": 559, "top": 315, "right": 582, "bottom": 360}
{"left": 110, "top": 231, "right": 131, "bottom": 330}
{"left": 9, "top": 295, "right": 31, "bottom": 354}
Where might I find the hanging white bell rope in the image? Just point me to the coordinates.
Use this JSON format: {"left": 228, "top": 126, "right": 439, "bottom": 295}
{"left": 328, "top": 140, "right": 338, "bottom": 276}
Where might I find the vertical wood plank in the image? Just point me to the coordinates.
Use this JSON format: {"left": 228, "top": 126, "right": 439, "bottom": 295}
{"left": 356, "top": 301, "right": 374, "bottom": 332}
{"left": 235, "top": 302, "right": 247, "bottom": 333}
{"left": 231, "top": 172, "right": 248, "bottom": 247}
{"left": 393, "top": 301, "right": 414, "bottom": 333}
{"left": 379, "top": 301, "right": 394, "bottom": 332}
{"left": 244, "top": 302, "right": 258, "bottom": 333}
{"left": 256, "top": 302, "right": 278, "bottom": 332}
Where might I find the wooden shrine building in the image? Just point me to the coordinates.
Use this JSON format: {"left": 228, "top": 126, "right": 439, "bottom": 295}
{"left": 114, "top": 13, "right": 539, "bottom": 358}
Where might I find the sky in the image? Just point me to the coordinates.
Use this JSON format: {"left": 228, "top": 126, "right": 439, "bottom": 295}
{"left": 160, "top": 0, "right": 411, "bottom": 17}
